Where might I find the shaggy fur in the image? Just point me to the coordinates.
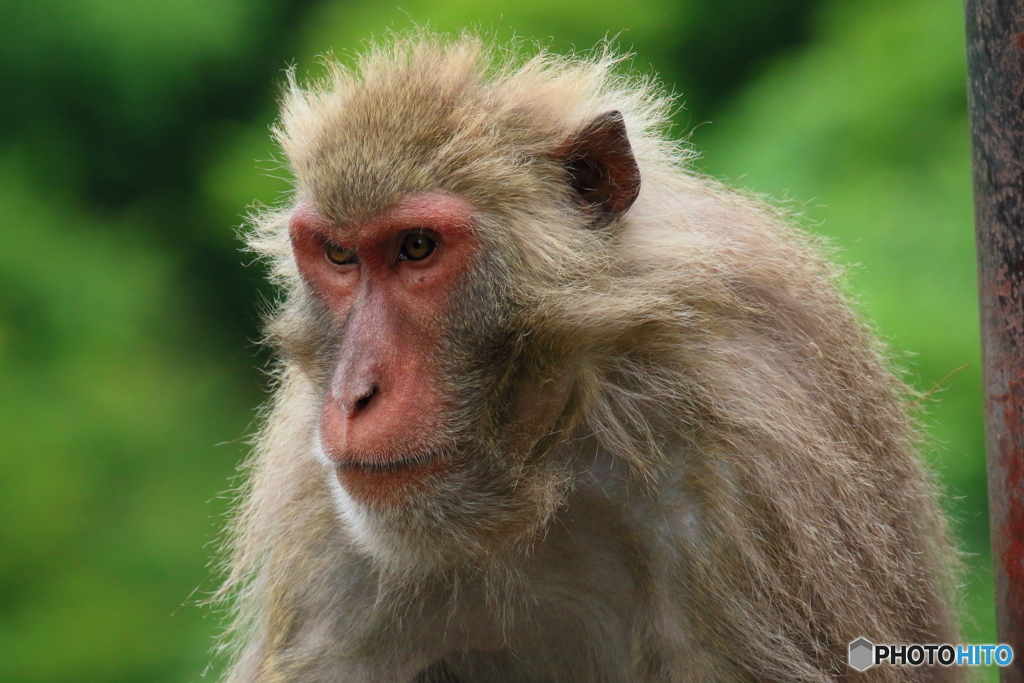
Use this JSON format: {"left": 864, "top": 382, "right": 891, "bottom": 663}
{"left": 218, "top": 33, "right": 962, "bottom": 683}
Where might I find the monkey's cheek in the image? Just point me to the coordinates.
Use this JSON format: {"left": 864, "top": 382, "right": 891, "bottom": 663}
{"left": 333, "top": 455, "right": 448, "bottom": 507}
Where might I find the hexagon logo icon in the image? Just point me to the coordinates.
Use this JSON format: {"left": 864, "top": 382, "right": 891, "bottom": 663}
{"left": 849, "top": 638, "right": 875, "bottom": 671}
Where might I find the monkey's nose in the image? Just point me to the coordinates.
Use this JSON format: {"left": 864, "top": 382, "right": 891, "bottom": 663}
{"left": 349, "top": 384, "right": 378, "bottom": 416}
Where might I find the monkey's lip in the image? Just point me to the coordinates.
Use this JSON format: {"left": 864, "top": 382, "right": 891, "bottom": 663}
{"left": 334, "top": 451, "right": 441, "bottom": 474}
{"left": 334, "top": 451, "right": 446, "bottom": 503}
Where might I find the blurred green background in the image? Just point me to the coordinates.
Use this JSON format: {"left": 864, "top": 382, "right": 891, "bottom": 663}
{"left": 0, "top": 0, "right": 992, "bottom": 681}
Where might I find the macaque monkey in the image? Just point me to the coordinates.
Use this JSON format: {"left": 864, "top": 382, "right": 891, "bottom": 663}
{"left": 217, "top": 33, "right": 962, "bottom": 683}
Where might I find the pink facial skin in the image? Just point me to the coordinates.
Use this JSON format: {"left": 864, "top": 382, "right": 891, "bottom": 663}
{"left": 289, "top": 193, "right": 479, "bottom": 505}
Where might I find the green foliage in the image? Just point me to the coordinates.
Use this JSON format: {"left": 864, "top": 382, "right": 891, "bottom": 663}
{"left": 0, "top": 0, "right": 994, "bottom": 680}
{"left": 0, "top": 159, "right": 250, "bottom": 681}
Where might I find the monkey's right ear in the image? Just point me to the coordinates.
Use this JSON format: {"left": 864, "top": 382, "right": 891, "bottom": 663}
{"left": 560, "top": 110, "right": 641, "bottom": 225}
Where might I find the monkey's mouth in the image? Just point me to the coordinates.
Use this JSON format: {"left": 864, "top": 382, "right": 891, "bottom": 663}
{"left": 334, "top": 451, "right": 446, "bottom": 503}
{"left": 336, "top": 451, "right": 441, "bottom": 473}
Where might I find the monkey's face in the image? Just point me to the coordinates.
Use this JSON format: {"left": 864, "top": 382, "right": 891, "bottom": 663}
{"left": 277, "top": 80, "right": 640, "bottom": 568}
{"left": 287, "top": 191, "right": 574, "bottom": 569}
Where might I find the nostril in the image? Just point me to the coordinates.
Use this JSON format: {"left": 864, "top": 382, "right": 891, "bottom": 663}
{"left": 353, "top": 385, "right": 378, "bottom": 413}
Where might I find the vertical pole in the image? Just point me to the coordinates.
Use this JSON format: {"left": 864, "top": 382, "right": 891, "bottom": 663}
{"left": 966, "top": 0, "right": 1024, "bottom": 678}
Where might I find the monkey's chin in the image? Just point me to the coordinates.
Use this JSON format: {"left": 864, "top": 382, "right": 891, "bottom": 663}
{"left": 333, "top": 452, "right": 446, "bottom": 506}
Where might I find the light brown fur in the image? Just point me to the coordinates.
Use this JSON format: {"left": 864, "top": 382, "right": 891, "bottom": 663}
{"left": 217, "top": 33, "right": 962, "bottom": 682}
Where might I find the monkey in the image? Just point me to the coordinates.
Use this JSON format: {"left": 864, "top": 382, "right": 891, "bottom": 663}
{"left": 215, "top": 33, "right": 963, "bottom": 683}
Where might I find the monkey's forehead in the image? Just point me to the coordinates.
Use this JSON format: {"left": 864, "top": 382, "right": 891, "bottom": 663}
{"left": 276, "top": 44, "right": 597, "bottom": 225}
{"left": 284, "top": 90, "right": 568, "bottom": 226}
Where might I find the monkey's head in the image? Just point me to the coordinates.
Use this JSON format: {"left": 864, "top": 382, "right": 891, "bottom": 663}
{"left": 259, "top": 37, "right": 652, "bottom": 574}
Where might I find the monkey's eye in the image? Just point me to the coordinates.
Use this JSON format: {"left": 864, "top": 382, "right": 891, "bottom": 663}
{"left": 398, "top": 232, "right": 436, "bottom": 261}
{"left": 325, "top": 243, "right": 357, "bottom": 266}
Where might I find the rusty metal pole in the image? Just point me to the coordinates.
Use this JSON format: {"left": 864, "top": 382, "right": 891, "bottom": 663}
{"left": 966, "top": 0, "right": 1024, "bottom": 678}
